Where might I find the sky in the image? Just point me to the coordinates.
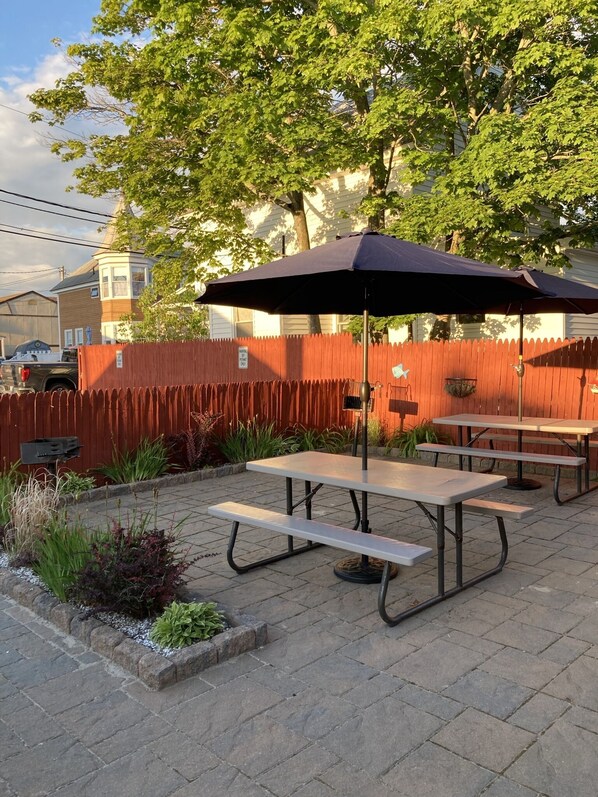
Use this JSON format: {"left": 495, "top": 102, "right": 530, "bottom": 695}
{"left": 0, "top": 0, "right": 116, "bottom": 296}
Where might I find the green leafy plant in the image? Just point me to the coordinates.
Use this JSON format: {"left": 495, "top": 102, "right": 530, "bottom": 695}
{"left": 0, "top": 462, "right": 24, "bottom": 539}
{"left": 150, "top": 600, "right": 225, "bottom": 648}
{"left": 367, "top": 416, "right": 385, "bottom": 447}
{"left": 287, "top": 424, "right": 353, "bottom": 454}
{"left": 4, "top": 475, "right": 61, "bottom": 566}
{"left": 57, "top": 470, "right": 96, "bottom": 497}
{"left": 96, "top": 436, "right": 172, "bottom": 484}
{"left": 219, "top": 418, "right": 292, "bottom": 463}
{"left": 32, "top": 515, "right": 94, "bottom": 602}
{"left": 72, "top": 513, "right": 197, "bottom": 618}
{"left": 386, "top": 420, "right": 451, "bottom": 459}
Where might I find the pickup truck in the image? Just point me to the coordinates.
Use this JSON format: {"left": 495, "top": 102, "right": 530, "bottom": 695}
{"left": 0, "top": 349, "right": 78, "bottom": 394}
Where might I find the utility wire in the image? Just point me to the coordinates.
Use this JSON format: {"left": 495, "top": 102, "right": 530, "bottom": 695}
{"left": 0, "top": 189, "right": 113, "bottom": 219}
{"left": 0, "top": 198, "right": 107, "bottom": 225}
{"left": 0, "top": 223, "right": 107, "bottom": 247}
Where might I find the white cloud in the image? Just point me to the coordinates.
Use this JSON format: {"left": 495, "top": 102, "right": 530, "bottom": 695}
{"left": 0, "top": 51, "right": 115, "bottom": 296}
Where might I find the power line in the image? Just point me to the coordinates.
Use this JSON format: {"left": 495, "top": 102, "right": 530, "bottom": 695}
{"left": 0, "top": 198, "right": 107, "bottom": 225}
{"left": 0, "top": 189, "right": 113, "bottom": 219}
{"left": 0, "top": 227, "right": 132, "bottom": 253}
{"left": 0, "top": 223, "right": 107, "bottom": 247}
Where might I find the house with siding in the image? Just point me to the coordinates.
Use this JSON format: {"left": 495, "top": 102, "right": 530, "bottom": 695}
{"left": 208, "top": 164, "right": 598, "bottom": 344}
{"left": 0, "top": 292, "right": 58, "bottom": 356}
{"left": 51, "top": 199, "right": 154, "bottom": 346}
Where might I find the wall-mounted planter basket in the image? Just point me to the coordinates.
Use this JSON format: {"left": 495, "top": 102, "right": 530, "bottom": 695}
{"left": 444, "top": 377, "right": 477, "bottom": 398}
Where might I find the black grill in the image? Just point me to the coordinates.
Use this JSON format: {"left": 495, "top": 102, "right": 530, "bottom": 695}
{"left": 20, "top": 437, "right": 81, "bottom": 465}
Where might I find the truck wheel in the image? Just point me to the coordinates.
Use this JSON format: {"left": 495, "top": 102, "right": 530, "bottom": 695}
{"left": 47, "top": 382, "right": 74, "bottom": 393}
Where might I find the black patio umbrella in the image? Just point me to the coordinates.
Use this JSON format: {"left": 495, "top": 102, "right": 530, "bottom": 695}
{"left": 198, "top": 231, "right": 543, "bottom": 579}
{"left": 487, "top": 266, "right": 598, "bottom": 422}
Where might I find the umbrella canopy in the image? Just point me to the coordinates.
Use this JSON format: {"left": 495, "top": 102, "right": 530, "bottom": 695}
{"left": 486, "top": 267, "right": 598, "bottom": 420}
{"left": 201, "top": 231, "right": 543, "bottom": 316}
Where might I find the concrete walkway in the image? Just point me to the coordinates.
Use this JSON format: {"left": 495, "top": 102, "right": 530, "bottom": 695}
{"left": 2, "top": 461, "right": 598, "bottom": 796}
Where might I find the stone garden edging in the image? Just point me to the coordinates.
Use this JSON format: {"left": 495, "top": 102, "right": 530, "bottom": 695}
{"left": 0, "top": 569, "right": 267, "bottom": 690}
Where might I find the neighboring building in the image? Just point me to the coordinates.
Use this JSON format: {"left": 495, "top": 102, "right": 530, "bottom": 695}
{"left": 0, "top": 292, "right": 58, "bottom": 356}
{"left": 51, "top": 199, "right": 154, "bottom": 346}
{"left": 208, "top": 163, "right": 598, "bottom": 343}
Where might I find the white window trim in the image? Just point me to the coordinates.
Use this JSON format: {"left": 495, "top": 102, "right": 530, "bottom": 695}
{"left": 64, "top": 329, "right": 74, "bottom": 347}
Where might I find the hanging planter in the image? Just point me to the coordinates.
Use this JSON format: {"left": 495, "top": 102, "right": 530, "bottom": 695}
{"left": 444, "top": 377, "right": 477, "bottom": 398}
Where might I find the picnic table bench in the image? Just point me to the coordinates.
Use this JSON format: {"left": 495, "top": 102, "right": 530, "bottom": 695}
{"left": 416, "top": 442, "right": 585, "bottom": 504}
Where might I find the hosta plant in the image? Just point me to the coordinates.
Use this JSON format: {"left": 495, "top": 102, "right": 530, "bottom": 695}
{"left": 150, "top": 600, "right": 225, "bottom": 648}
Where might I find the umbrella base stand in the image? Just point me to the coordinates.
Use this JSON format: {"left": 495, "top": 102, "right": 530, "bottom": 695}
{"left": 334, "top": 556, "right": 399, "bottom": 584}
{"left": 505, "top": 476, "right": 542, "bottom": 491}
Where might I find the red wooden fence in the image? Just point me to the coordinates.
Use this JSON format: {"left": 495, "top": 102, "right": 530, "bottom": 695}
{"left": 5, "top": 335, "right": 598, "bottom": 474}
{"left": 0, "top": 380, "right": 349, "bottom": 474}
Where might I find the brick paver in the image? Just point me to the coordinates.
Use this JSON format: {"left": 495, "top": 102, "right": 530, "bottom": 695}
{"left": 2, "top": 462, "right": 598, "bottom": 796}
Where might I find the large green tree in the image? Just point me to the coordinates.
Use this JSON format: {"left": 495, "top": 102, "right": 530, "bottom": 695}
{"left": 30, "top": 0, "right": 357, "bottom": 333}
{"left": 31, "top": 1, "right": 598, "bottom": 299}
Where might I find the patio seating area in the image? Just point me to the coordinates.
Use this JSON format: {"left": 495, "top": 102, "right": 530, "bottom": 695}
{"left": 2, "top": 458, "right": 598, "bottom": 796}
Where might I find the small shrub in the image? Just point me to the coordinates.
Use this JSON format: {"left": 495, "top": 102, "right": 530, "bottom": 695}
{"left": 367, "top": 416, "right": 385, "bottom": 447}
{"left": 57, "top": 470, "right": 96, "bottom": 497}
{"left": 288, "top": 424, "right": 353, "bottom": 454}
{"left": 96, "top": 436, "right": 172, "bottom": 484}
{"left": 4, "top": 475, "right": 61, "bottom": 565}
{"left": 0, "top": 462, "right": 24, "bottom": 543}
{"left": 219, "top": 418, "right": 291, "bottom": 463}
{"left": 150, "top": 600, "right": 225, "bottom": 648}
{"left": 72, "top": 515, "right": 196, "bottom": 618}
{"left": 386, "top": 420, "right": 451, "bottom": 459}
{"left": 173, "top": 411, "right": 223, "bottom": 470}
{"left": 32, "top": 515, "right": 94, "bottom": 602}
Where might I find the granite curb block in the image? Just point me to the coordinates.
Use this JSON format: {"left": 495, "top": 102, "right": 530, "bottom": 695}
{"left": 0, "top": 569, "right": 268, "bottom": 690}
{"left": 59, "top": 461, "right": 247, "bottom": 505}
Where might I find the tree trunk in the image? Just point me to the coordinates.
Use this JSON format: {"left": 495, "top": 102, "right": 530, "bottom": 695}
{"left": 289, "top": 190, "right": 321, "bottom": 334}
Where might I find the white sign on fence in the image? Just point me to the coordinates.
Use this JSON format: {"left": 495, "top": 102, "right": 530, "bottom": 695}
{"left": 238, "top": 346, "right": 249, "bottom": 369}
{"left": 116, "top": 350, "right": 123, "bottom": 369}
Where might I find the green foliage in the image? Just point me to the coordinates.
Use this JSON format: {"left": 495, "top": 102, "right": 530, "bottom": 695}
{"left": 4, "top": 476, "right": 61, "bottom": 566}
{"left": 57, "top": 470, "right": 96, "bottom": 497}
{"left": 118, "top": 276, "right": 209, "bottom": 343}
{"left": 73, "top": 515, "right": 194, "bottom": 618}
{"left": 367, "top": 417, "right": 385, "bottom": 448}
{"left": 286, "top": 424, "right": 353, "bottom": 454}
{"left": 32, "top": 515, "right": 94, "bottom": 603}
{"left": 219, "top": 419, "right": 292, "bottom": 463}
{"left": 346, "top": 315, "right": 418, "bottom": 342}
{"left": 386, "top": 421, "right": 450, "bottom": 459}
{"left": 0, "top": 462, "right": 24, "bottom": 528}
{"left": 150, "top": 601, "right": 225, "bottom": 648}
{"left": 27, "top": 1, "right": 598, "bottom": 276}
{"left": 96, "top": 437, "right": 172, "bottom": 484}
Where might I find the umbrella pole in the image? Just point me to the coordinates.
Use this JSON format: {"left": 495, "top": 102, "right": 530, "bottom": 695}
{"left": 333, "top": 307, "right": 398, "bottom": 584}
{"left": 506, "top": 309, "right": 541, "bottom": 491}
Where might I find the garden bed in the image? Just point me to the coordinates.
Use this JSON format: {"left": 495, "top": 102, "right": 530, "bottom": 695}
{"left": 0, "top": 568, "right": 267, "bottom": 690}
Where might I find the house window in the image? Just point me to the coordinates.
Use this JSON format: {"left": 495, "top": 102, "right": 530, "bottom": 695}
{"left": 101, "top": 270, "right": 110, "bottom": 298}
{"left": 131, "top": 267, "right": 147, "bottom": 297}
{"left": 112, "top": 267, "right": 129, "bottom": 297}
{"left": 101, "top": 323, "right": 117, "bottom": 344}
{"left": 90, "top": 286, "right": 99, "bottom": 298}
{"left": 457, "top": 314, "right": 485, "bottom": 324}
{"left": 234, "top": 308, "right": 253, "bottom": 338}
{"left": 75, "top": 328, "right": 84, "bottom": 346}
{"left": 64, "top": 329, "right": 73, "bottom": 347}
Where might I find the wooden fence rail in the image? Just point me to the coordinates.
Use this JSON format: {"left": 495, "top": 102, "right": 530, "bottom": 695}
{"left": 4, "top": 335, "right": 598, "bottom": 474}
